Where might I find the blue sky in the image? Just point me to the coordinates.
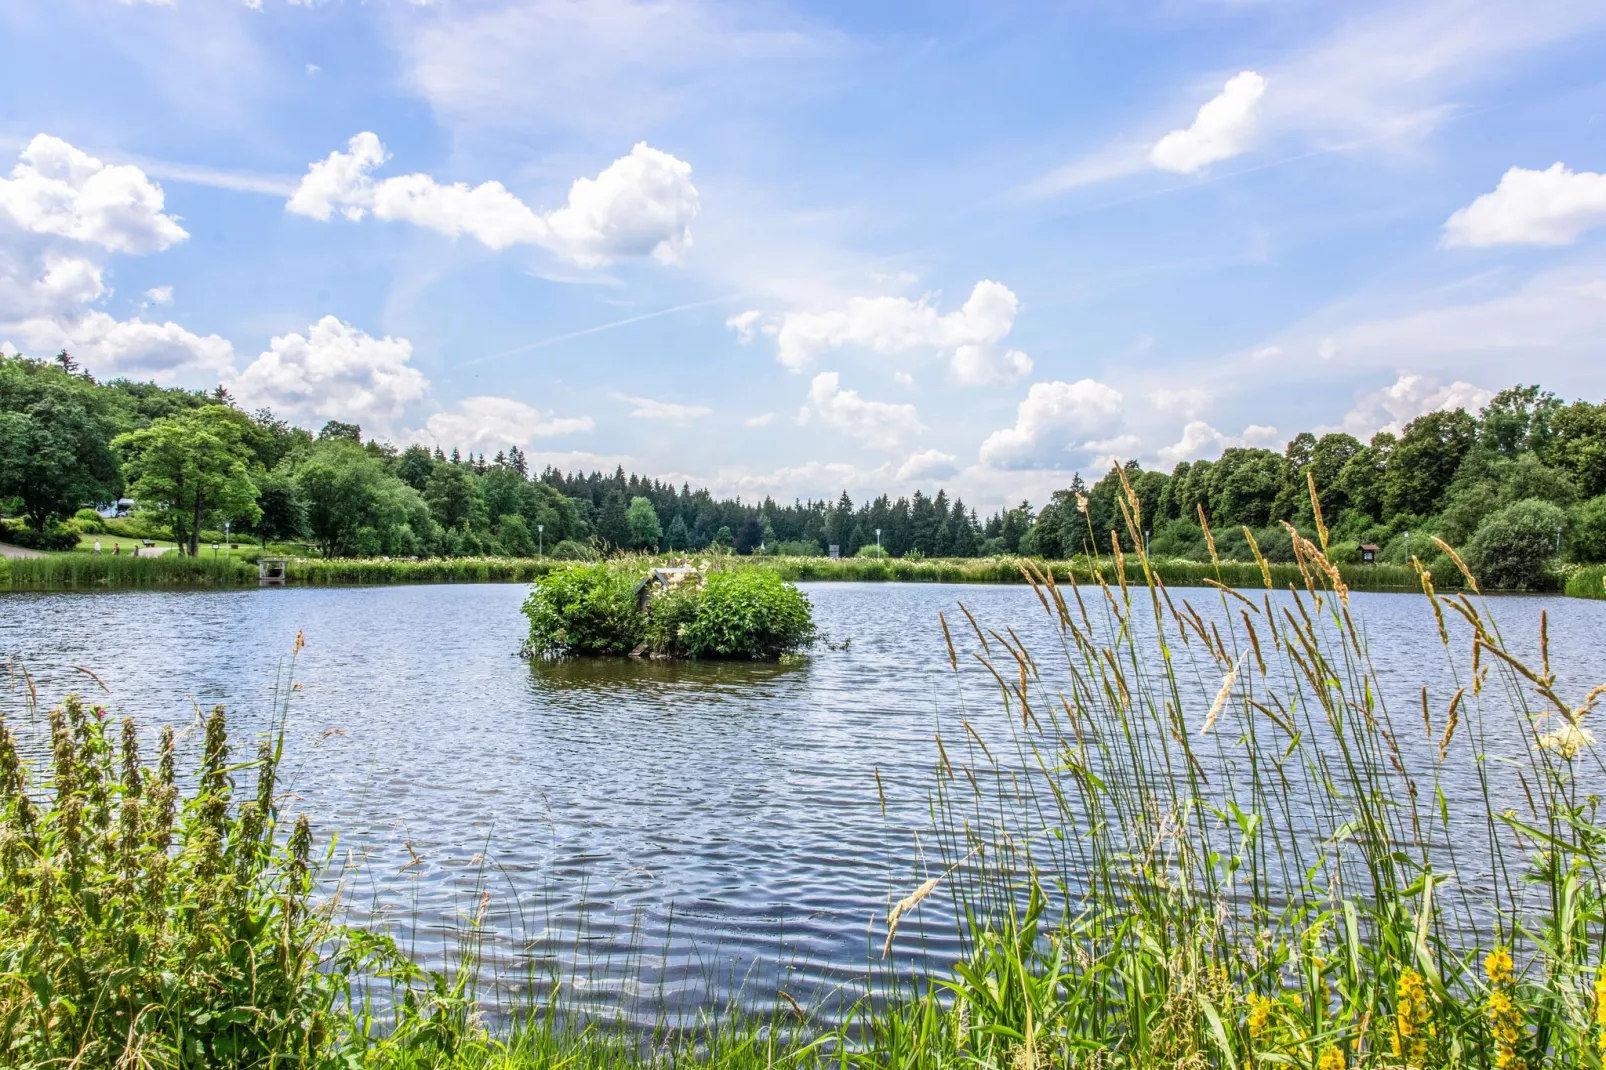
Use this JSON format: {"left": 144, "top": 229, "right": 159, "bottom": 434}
{"left": 3, "top": 0, "right": 1605, "bottom": 507}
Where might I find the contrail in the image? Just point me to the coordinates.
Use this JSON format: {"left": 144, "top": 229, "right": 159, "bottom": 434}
{"left": 459, "top": 294, "right": 749, "bottom": 368}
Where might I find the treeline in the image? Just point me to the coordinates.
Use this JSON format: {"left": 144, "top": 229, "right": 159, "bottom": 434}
{"left": 7, "top": 351, "right": 1606, "bottom": 583}
{"left": 1026, "top": 384, "right": 1606, "bottom": 589}
{"left": 0, "top": 353, "right": 1007, "bottom": 558}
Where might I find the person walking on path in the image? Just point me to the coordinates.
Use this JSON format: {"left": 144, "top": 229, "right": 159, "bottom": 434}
{"left": 94, "top": 540, "right": 102, "bottom": 554}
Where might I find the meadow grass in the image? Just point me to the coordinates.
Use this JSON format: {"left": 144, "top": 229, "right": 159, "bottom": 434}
{"left": 2, "top": 552, "right": 257, "bottom": 588}
{"left": 1565, "top": 565, "right": 1606, "bottom": 600}
{"left": 3, "top": 480, "right": 1604, "bottom": 1067}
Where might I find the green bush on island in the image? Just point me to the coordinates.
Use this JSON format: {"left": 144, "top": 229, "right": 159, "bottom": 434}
{"left": 521, "top": 565, "right": 815, "bottom": 660}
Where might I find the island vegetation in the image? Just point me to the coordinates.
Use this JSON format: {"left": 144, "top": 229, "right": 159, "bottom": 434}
{"left": 6, "top": 351, "right": 1606, "bottom": 592}
{"left": 5, "top": 479, "right": 1604, "bottom": 1067}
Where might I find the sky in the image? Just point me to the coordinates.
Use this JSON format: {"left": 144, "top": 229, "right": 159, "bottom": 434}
{"left": 2, "top": 0, "right": 1605, "bottom": 509}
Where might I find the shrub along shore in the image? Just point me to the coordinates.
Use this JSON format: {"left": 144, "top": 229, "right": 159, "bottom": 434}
{"left": 0, "top": 550, "right": 1469, "bottom": 594}
{"left": 5, "top": 481, "right": 1604, "bottom": 1068}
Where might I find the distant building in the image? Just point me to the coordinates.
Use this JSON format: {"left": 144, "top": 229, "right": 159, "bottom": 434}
{"left": 1359, "top": 543, "right": 1380, "bottom": 564}
{"left": 96, "top": 499, "right": 135, "bottom": 520}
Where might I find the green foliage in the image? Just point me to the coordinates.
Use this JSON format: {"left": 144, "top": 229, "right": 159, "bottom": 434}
{"left": 114, "top": 408, "right": 262, "bottom": 557}
{"left": 1464, "top": 497, "right": 1567, "bottom": 590}
{"left": 1570, "top": 494, "right": 1606, "bottom": 564}
{"left": 0, "top": 693, "right": 387, "bottom": 1067}
{"left": 1, "top": 521, "right": 81, "bottom": 551}
{"left": 495, "top": 513, "right": 536, "bottom": 556}
{"left": 676, "top": 570, "right": 815, "bottom": 659}
{"left": 625, "top": 496, "right": 663, "bottom": 551}
{"left": 520, "top": 564, "right": 646, "bottom": 657}
{"left": 3, "top": 554, "right": 257, "bottom": 588}
{"left": 294, "top": 440, "right": 436, "bottom": 558}
{"left": 770, "top": 538, "right": 822, "bottom": 556}
{"left": 0, "top": 357, "right": 124, "bottom": 528}
{"left": 548, "top": 538, "right": 596, "bottom": 561}
{"left": 521, "top": 566, "right": 815, "bottom": 660}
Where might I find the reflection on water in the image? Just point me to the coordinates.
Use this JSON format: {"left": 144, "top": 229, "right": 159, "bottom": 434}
{"left": 3, "top": 581, "right": 1606, "bottom": 1023}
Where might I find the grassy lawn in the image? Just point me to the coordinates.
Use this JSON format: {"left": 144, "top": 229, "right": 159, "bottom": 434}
{"left": 68, "top": 532, "right": 180, "bottom": 553}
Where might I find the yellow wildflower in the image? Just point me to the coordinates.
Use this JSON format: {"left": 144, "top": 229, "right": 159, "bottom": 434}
{"left": 1247, "top": 993, "right": 1273, "bottom": 1040}
{"left": 1596, "top": 963, "right": 1606, "bottom": 1059}
{"left": 1393, "top": 968, "right": 1432, "bottom": 1064}
{"left": 1316, "top": 1046, "right": 1345, "bottom": 1070}
{"left": 1485, "top": 947, "right": 1515, "bottom": 987}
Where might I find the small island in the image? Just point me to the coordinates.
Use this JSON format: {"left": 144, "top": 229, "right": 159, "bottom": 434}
{"left": 520, "top": 563, "right": 816, "bottom": 660}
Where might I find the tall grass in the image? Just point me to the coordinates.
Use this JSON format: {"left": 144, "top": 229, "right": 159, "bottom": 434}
{"left": 1565, "top": 565, "right": 1606, "bottom": 600}
{"left": 285, "top": 556, "right": 563, "bottom": 585}
{"left": 2, "top": 553, "right": 257, "bottom": 589}
{"left": 4, "top": 476, "right": 1603, "bottom": 1067}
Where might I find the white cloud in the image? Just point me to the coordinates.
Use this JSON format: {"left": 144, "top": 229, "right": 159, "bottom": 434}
{"left": 0, "top": 135, "right": 188, "bottom": 255}
{"left": 1156, "top": 421, "right": 1282, "bottom": 467}
{"left": 896, "top": 448, "right": 957, "bottom": 481}
{"left": 743, "top": 411, "right": 775, "bottom": 428}
{"left": 230, "top": 316, "right": 426, "bottom": 436}
{"left": 726, "top": 309, "right": 765, "bottom": 343}
{"left": 1336, "top": 373, "right": 1492, "bottom": 438}
{"left": 287, "top": 133, "right": 699, "bottom": 267}
{"left": 610, "top": 393, "right": 712, "bottom": 422}
{"left": 412, "top": 396, "right": 594, "bottom": 451}
{"left": 1150, "top": 71, "right": 1267, "bottom": 174}
{"left": 1084, "top": 434, "right": 1145, "bottom": 474}
{"left": 5, "top": 309, "right": 234, "bottom": 382}
{"left": 1148, "top": 387, "right": 1212, "bottom": 418}
{"left": 1443, "top": 163, "right": 1606, "bottom": 247}
{"left": 0, "top": 252, "right": 105, "bottom": 320}
{"left": 950, "top": 344, "right": 1032, "bottom": 387}
{"left": 1318, "top": 336, "right": 1339, "bottom": 360}
{"left": 893, "top": 370, "right": 915, "bottom": 388}
{"left": 979, "top": 379, "right": 1125, "bottom": 470}
{"left": 746, "top": 280, "right": 1029, "bottom": 385}
{"left": 1251, "top": 345, "right": 1283, "bottom": 361}
{"left": 802, "top": 371, "right": 923, "bottom": 450}
{"left": 144, "top": 285, "right": 173, "bottom": 306}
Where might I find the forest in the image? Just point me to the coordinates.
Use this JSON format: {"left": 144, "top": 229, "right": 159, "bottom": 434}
{"left": 5, "top": 351, "right": 1606, "bottom": 587}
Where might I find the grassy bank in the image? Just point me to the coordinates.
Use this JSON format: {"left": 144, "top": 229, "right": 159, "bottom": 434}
{"left": 1, "top": 552, "right": 257, "bottom": 588}
{"left": 3, "top": 550, "right": 1447, "bottom": 593}
{"left": 7, "top": 479, "right": 1606, "bottom": 1067}
{"left": 1566, "top": 564, "right": 1606, "bottom": 599}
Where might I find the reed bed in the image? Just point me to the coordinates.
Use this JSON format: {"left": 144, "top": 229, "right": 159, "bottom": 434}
{"left": 1565, "top": 565, "right": 1606, "bottom": 599}
{"left": 1, "top": 552, "right": 257, "bottom": 588}
{"left": 285, "top": 555, "right": 564, "bottom": 585}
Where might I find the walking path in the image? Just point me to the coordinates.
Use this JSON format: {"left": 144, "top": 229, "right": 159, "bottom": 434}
{"left": 0, "top": 542, "right": 45, "bottom": 559}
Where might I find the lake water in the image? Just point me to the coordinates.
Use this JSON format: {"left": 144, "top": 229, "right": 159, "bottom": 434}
{"left": 4, "top": 581, "right": 1606, "bottom": 1022}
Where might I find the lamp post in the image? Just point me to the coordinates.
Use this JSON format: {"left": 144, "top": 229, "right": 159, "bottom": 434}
{"left": 224, "top": 520, "right": 230, "bottom": 559}
{"left": 538, "top": 524, "right": 544, "bottom": 557}
{"left": 876, "top": 528, "right": 882, "bottom": 558}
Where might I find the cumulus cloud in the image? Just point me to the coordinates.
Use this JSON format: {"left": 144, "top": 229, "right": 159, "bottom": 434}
{"left": 1148, "top": 387, "right": 1212, "bottom": 418}
{"left": 1443, "top": 163, "right": 1606, "bottom": 247}
{"left": 1150, "top": 71, "right": 1267, "bottom": 174}
{"left": 743, "top": 411, "right": 775, "bottom": 428}
{"left": 738, "top": 280, "right": 1031, "bottom": 385}
{"left": 896, "top": 448, "right": 958, "bottom": 481}
{"left": 0, "top": 252, "right": 106, "bottom": 320}
{"left": 801, "top": 371, "right": 923, "bottom": 450}
{"left": 610, "top": 392, "right": 711, "bottom": 423}
{"left": 5, "top": 309, "right": 235, "bottom": 383}
{"left": 287, "top": 133, "right": 699, "bottom": 267}
{"left": 412, "top": 395, "right": 594, "bottom": 451}
{"left": 0, "top": 135, "right": 188, "bottom": 254}
{"left": 230, "top": 316, "right": 427, "bottom": 436}
{"left": 143, "top": 285, "right": 174, "bottom": 306}
{"left": 979, "top": 379, "right": 1125, "bottom": 470}
{"left": 1336, "top": 373, "right": 1492, "bottom": 438}
{"left": 1156, "top": 421, "right": 1282, "bottom": 467}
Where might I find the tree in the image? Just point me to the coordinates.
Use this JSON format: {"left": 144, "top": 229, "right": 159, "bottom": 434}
{"left": 1542, "top": 401, "right": 1606, "bottom": 498}
{"left": 626, "top": 496, "right": 664, "bottom": 551}
{"left": 1480, "top": 385, "right": 1561, "bottom": 458}
{"left": 496, "top": 513, "right": 536, "bottom": 556}
{"left": 294, "top": 440, "right": 436, "bottom": 557}
{"left": 396, "top": 445, "right": 435, "bottom": 491}
{"left": 254, "top": 470, "right": 306, "bottom": 546}
{"left": 1570, "top": 495, "right": 1606, "bottom": 564}
{"left": 1383, "top": 410, "right": 1478, "bottom": 519}
{"left": 318, "top": 420, "right": 362, "bottom": 444}
{"left": 0, "top": 395, "right": 121, "bottom": 529}
{"left": 1464, "top": 498, "right": 1566, "bottom": 591}
{"left": 114, "top": 408, "right": 261, "bottom": 556}
{"left": 424, "top": 462, "right": 484, "bottom": 531}
{"left": 666, "top": 514, "right": 690, "bottom": 551}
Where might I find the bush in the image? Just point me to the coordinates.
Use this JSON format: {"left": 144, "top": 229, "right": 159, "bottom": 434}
{"left": 522, "top": 566, "right": 815, "bottom": 660}
{"left": 521, "top": 564, "right": 646, "bottom": 656}
{"left": 1465, "top": 497, "right": 1566, "bottom": 590}
{"left": 771, "top": 539, "right": 823, "bottom": 557}
{"left": 677, "top": 569, "right": 815, "bottom": 659}
{"left": 0, "top": 694, "right": 384, "bottom": 1066}
{"left": 1, "top": 520, "right": 80, "bottom": 551}
{"left": 855, "top": 543, "right": 889, "bottom": 558}
{"left": 548, "top": 538, "right": 597, "bottom": 561}
{"left": 72, "top": 507, "right": 105, "bottom": 533}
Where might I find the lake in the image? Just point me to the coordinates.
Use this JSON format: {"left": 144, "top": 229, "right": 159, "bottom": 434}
{"left": 4, "top": 581, "right": 1605, "bottom": 1023}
